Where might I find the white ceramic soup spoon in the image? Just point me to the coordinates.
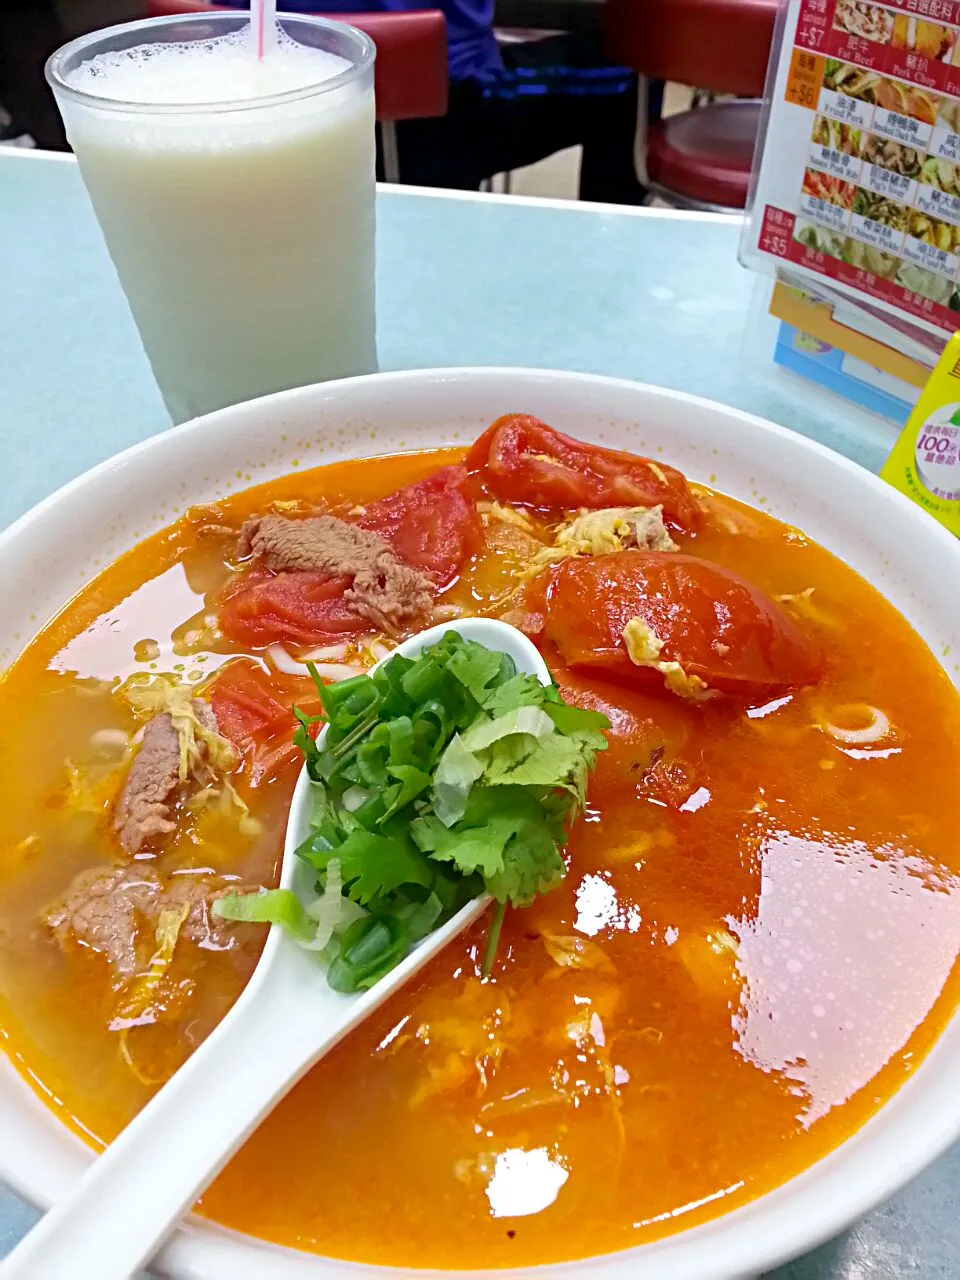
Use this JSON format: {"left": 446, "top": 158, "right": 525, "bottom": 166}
{"left": 0, "top": 618, "right": 551, "bottom": 1280}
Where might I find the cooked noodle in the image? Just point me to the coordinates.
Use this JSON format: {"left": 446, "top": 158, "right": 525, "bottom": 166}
{"left": 818, "top": 703, "right": 891, "bottom": 745}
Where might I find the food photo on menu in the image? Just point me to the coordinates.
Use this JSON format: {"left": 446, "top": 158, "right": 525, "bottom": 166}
{"left": 0, "top": 1, "right": 959, "bottom": 1280}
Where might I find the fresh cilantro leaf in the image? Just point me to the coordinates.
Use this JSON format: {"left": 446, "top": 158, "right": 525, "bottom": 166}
{"left": 412, "top": 787, "right": 563, "bottom": 907}
{"left": 485, "top": 815, "right": 566, "bottom": 907}
{"left": 542, "top": 701, "right": 610, "bottom": 748}
{"left": 331, "top": 829, "right": 434, "bottom": 905}
{"left": 481, "top": 673, "right": 550, "bottom": 713}
{"left": 445, "top": 639, "right": 512, "bottom": 705}
{"left": 410, "top": 812, "right": 515, "bottom": 879}
{"left": 480, "top": 732, "right": 539, "bottom": 772}
{"left": 482, "top": 734, "right": 589, "bottom": 801}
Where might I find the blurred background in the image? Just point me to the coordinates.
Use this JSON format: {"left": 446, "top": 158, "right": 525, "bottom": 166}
{"left": 0, "top": 0, "right": 761, "bottom": 208}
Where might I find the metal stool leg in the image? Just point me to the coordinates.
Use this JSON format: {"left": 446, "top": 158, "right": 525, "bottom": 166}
{"left": 380, "top": 120, "right": 401, "bottom": 184}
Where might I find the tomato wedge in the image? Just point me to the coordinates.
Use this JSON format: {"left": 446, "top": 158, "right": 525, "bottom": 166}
{"left": 466, "top": 415, "right": 699, "bottom": 529}
{"left": 358, "top": 465, "right": 482, "bottom": 586}
{"left": 219, "top": 567, "right": 366, "bottom": 648}
{"left": 218, "top": 467, "right": 481, "bottom": 648}
{"left": 211, "top": 659, "right": 321, "bottom": 784}
{"left": 545, "top": 552, "right": 822, "bottom": 696}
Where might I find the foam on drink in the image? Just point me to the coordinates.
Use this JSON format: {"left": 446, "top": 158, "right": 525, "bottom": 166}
{"left": 52, "top": 18, "right": 376, "bottom": 421}
{"left": 68, "top": 28, "right": 349, "bottom": 106}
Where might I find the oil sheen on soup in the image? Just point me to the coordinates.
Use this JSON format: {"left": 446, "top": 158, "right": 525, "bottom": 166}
{"left": 1, "top": 417, "right": 959, "bottom": 1271}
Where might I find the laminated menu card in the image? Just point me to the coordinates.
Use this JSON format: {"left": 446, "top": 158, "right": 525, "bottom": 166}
{"left": 744, "top": 0, "right": 960, "bottom": 336}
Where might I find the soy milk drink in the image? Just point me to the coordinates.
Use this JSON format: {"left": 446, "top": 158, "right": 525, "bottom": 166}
{"left": 47, "top": 17, "right": 376, "bottom": 422}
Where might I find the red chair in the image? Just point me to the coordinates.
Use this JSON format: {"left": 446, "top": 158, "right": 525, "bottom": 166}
{"left": 144, "top": 0, "right": 448, "bottom": 181}
{"left": 604, "top": 0, "right": 777, "bottom": 210}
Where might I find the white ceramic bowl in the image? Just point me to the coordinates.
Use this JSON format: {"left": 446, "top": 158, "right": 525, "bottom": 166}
{"left": 1, "top": 368, "right": 959, "bottom": 1280}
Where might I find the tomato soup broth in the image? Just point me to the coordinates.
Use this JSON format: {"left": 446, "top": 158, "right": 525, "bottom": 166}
{"left": 1, "top": 428, "right": 960, "bottom": 1270}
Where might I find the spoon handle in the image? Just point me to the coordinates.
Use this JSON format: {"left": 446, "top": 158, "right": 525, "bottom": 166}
{"left": 0, "top": 960, "right": 317, "bottom": 1280}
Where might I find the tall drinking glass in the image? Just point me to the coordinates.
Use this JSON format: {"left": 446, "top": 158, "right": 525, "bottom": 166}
{"left": 47, "top": 13, "right": 377, "bottom": 424}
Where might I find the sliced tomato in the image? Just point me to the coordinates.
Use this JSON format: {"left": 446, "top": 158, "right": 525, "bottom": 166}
{"left": 500, "top": 570, "right": 550, "bottom": 640}
{"left": 211, "top": 660, "right": 291, "bottom": 742}
{"left": 218, "top": 567, "right": 368, "bottom": 648}
{"left": 358, "top": 465, "right": 482, "bottom": 586}
{"left": 218, "top": 467, "right": 480, "bottom": 648}
{"left": 211, "top": 659, "right": 321, "bottom": 785}
{"left": 466, "top": 415, "right": 699, "bottom": 529}
{"left": 545, "top": 552, "right": 822, "bottom": 696}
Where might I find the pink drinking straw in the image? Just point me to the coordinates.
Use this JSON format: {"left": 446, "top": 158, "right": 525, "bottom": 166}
{"left": 251, "top": 0, "right": 278, "bottom": 59}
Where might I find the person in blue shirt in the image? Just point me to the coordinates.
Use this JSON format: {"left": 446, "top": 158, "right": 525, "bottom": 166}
{"left": 224, "top": 1, "right": 655, "bottom": 203}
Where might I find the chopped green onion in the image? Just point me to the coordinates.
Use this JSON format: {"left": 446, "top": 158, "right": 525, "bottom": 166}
{"left": 223, "top": 632, "right": 609, "bottom": 992}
